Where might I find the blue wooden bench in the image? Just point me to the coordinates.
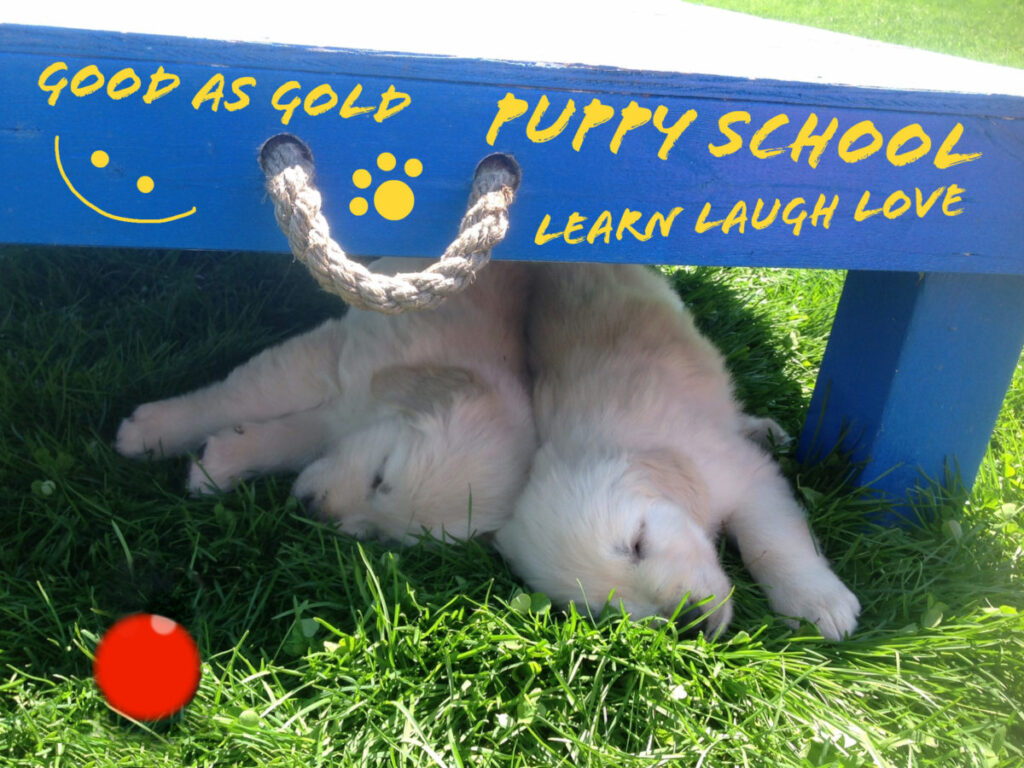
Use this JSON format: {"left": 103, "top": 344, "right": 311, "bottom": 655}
{"left": 3, "top": 1, "right": 1023, "bottom": 509}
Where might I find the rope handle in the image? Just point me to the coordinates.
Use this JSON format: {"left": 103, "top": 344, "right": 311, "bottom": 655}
{"left": 258, "top": 134, "right": 520, "bottom": 314}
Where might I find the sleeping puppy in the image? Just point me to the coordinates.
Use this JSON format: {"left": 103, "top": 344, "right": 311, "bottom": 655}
{"left": 116, "top": 257, "right": 536, "bottom": 543}
{"left": 494, "top": 263, "right": 860, "bottom": 640}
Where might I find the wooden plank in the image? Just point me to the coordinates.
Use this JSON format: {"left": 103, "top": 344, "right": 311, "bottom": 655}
{"left": 6, "top": 0, "right": 1024, "bottom": 96}
{"left": 798, "top": 270, "right": 1024, "bottom": 506}
{"left": 2, "top": 7, "right": 1023, "bottom": 508}
{"left": 2, "top": 25, "right": 1023, "bottom": 273}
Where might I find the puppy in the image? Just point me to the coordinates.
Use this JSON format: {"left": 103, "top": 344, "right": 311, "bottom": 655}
{"left": 116, "top": 257, "right": 536, "bottom": 543}
{"left": 494, "top": 263, "right": 860, "bottom": 640}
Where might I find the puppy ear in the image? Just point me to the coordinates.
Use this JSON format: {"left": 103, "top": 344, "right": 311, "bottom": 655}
{"left": 629, "top": 448, "right": 709, "bottom": 526}
{"left": 370, "top": 365, "right": 486, "bottom": 415}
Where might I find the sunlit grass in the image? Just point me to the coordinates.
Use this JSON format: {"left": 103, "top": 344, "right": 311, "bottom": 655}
{"left": 0, "top": 248, "right": 1020, "bottom": 767}
{"left": 690, "top": 0, "right": 1024, "bottom": 69}
{"left": 2, "top": 3, "right": 1022, "bottom": 766}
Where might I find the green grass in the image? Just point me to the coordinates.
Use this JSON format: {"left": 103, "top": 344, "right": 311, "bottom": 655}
{"left": 3, "top": 3, "right": 1024, "bottom": 767}
{"left": 1, "top": 248, "right": 1021, "bottom": 768}
{"left": 690, "top": 0, "right": 1024, "bottom": 69}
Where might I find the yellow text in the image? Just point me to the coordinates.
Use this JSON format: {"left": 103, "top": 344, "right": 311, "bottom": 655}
{"left": 38, "top": 61, "right": 181, "bottom": 106}
{"left": 534, "top": 206, "right": 685, "bottom": 245}
{"left": 270, "top": 81, "right": 411, "bottom": 126}
{"left": 487, "top": 92, "right": 697, "bottom": 160}
{"left": 695, "top": 194, "right": 839, "bottom": 237}
{"left": 709, "top": 111, "right": 981, "bottom": 169}
{"left": 854, "top": 185, "right": 966, "bottom": 221}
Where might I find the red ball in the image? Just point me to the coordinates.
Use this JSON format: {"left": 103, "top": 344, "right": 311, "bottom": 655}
{"left": 93, "top": 613, "right": 201, "bottom": 721}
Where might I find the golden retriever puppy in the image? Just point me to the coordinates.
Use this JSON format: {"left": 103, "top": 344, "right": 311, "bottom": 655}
{"left": 116, "top": 257, "right": 536, "bottom": 543}
{"left": 494, "top": 263, "right": 859, "bottom": 640}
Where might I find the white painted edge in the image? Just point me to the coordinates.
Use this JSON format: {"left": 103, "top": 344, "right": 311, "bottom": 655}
{"left": 5, "top": 0, "right": 1024, "bottom": 97}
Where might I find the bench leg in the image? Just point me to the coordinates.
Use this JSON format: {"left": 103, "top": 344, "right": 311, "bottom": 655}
{"left": 797, "top": 270, "right": 1024, "bottom": 513}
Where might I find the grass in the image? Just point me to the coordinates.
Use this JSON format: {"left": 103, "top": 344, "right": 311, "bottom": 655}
{"left": 1, "top": 248, "right": 1021, "bottom": 768}
{"left": 689, "top": 0, "right": 1024, "bottom": 69}
{"left": 2, "top": 3, "right": 1023, "bottom": 767}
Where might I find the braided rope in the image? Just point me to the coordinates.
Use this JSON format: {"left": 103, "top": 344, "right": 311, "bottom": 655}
{"left": 258, "top": 134, "right": 520, "bottom": 313}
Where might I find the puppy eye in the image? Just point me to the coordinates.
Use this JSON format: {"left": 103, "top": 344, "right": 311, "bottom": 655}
{"left": 630, "top": 535, "right": 646, "bottom": 563}
{"left": 626, "top": 520, "right": 647, "bottom": 564}
{"left": 370, "top": 463, "right": 392, "bottom": 495}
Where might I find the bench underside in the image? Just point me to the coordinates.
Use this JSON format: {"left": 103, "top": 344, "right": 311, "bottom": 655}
{"left": 2, "top": 22, "right": 1023, "bottom": 505}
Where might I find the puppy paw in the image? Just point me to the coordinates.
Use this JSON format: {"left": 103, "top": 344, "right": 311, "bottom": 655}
{"left": 741, "top": 415, "right": 792, "bottom": 450}
{"left": 291, "top": 459, "right": 376, "bottom": 537}
{"left": 291, "top": 458, "right": 332, "bottom": 512}
{"left": 693, "top": 594, "right": 734, "bottom": 640}
{"left": 186, "top": 429, "right": 252, "bottom": 494}
{"left": 116, "top": 401, "right": 187, "bottom": 458}
{"left": 769, "top": 567, "right": 860, "bottom": 641}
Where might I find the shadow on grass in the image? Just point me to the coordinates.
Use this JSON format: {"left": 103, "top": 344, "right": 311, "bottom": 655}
{"left": 0, "top": 252, "right": 849, "bottom": 668}
{"left": 1, "top": 246, "right": 348, "bottom": 673}
{"left": 1, "top": 249, "right": 1013, "bottom": 683}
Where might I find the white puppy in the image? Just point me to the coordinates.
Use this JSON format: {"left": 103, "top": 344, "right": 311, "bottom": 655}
{"left": 116, "top": 257, "right": 536, "bottom": 543}
{"left": 494, "top": 263, "right": 860, "bottom": 640}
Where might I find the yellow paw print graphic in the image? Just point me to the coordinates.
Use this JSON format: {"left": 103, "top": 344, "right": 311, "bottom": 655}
{"left": 350, "top": 152, "right": 422, "bottom": 221}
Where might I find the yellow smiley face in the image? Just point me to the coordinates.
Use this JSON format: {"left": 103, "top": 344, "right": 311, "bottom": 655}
{"left": 54, "top": 135, "right": 196, "bottom": 224}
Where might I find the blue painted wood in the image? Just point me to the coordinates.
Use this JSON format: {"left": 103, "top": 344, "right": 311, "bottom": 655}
{"left": 1, "top": 24, "right": 1023, "bottom": 274}
{"left": 2, "top": 23, "right": 1023, "bottom": 508}
{"left": 798, "top": 270, "right": 1024, "bottom": 507}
